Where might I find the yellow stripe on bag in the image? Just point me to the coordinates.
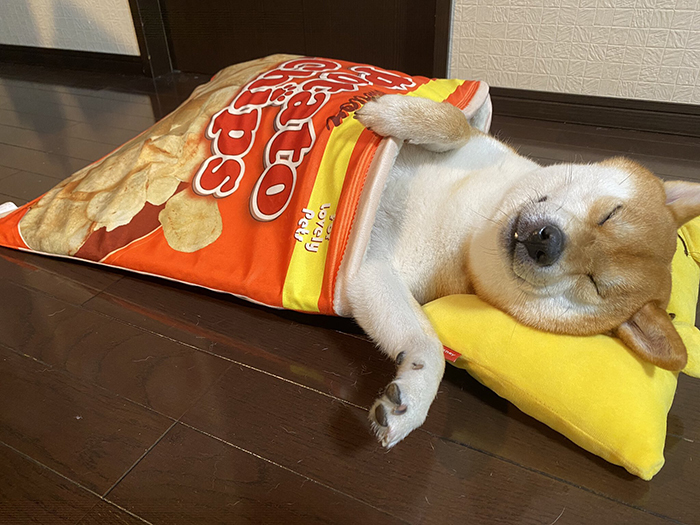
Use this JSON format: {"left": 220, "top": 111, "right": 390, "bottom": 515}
{"left": 408, "top": 78, "right": 464, "bottom": 101}
{"left": 282, "top": 78, "right": 465, "bottom": 312}
{"left": 282, "top": 117, "right": 365, "bottom": 312}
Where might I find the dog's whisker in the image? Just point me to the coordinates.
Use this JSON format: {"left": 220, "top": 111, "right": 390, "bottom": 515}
{"left": 469, "top": 208, "right": 507, "bottom": 227}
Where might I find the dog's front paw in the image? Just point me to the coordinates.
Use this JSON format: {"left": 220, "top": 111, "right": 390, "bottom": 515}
{"left": 354, "top": 95, "right": 412, "bottom": 140}
{"left": 368, "top": 353, "right": 444, "bottom": 448}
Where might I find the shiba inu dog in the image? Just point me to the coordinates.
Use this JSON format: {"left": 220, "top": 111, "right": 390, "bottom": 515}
{"left": 350, "top": 94, "right": 700, "bottom": 448}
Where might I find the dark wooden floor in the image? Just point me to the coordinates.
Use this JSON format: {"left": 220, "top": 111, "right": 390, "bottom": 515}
{"left": 1, "top": 63, "right": 700, "bottom": 525}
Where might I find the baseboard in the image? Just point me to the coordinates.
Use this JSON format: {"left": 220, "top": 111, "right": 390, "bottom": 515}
{"left": 0, "top": 44, "right": 145, "bottom": 76}
{"left": 490, "top": 87, "right": 700, "bottom": 138}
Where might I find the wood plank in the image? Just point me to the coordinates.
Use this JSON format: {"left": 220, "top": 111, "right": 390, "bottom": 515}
{"left": 0, "top": 102, "right": 155, "bottom": 133}
{"left": 492, "top": 115, "right": 700, "bottom": 152}
{"left": 492, "top": 116, "right": 700, "bottom": 162}
{"left": 420, "top": 365, "right": 700, "bottom": 525}
{"left": 83, "top": 276, "right": 700, "bottom": 522}
{"left": 178, "top": 361, "right": 675, "bottom": 524}
{"left": 0, "top": 247, "right": 123, "bottom": 305}
{"left": 0, "top": 192, "right": 26, "bottom": 206}
{"left": 96, "top": 69, "right": 205, "bottom": 94}
{"left": 0, "top": 345, "right": 172, "bottom": 494}
{"left": 0, "top": 164, "right": 19, "bottom": 180}
{"left": 0, "top": 142, "right": 88, "bottom": 180}
{"left": 83, "top": 275, "right": 388, "bottom": 408}
{"left": 491, "top": 116, "right": 700, "bottom": 181}
{"left": 79, "top": 284, "right": 217, "bottom": 352}
{"left": 108, "top": 423, "right": 405, "bottom": 524}
{"left": 0, "top": 279, "right": 231, "bottom": 420}
{"left": 0, "top": 124, "right": 115, "bottom": 162}
{"left": 0, "top": 85, "right": 155, "bottom": 119}
{"left": 2, "top": 60, "right": 700, "bottom": 524}
{"left": 0, "top": 76, "right": 152, "bottom": 105}
{"left": 0, "top": 170, "right": 64, "bottom": 202}
{"left": 0, "top": 66, "right": 116, "bottom": 90}
{"left": 163, "top": 0, "right": 307, "bottom": 74}
{"left": 0, "top": 443, "right": 99, "bottom": 524}
{"left": 0, "top": 108, "right": 78, "bottom": 134}
{"left": 509, "top": 140, "right": 700, "bottom": 181}
{"left": 77, "top": 502, "right": 150, "bottom": 525}
{"left": 62, "top": 122, "right": 146, "bottom": 147}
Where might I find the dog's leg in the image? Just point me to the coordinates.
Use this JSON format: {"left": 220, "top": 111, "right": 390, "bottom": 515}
{"left": 355, "top": 94, "right": 473, "bottom": 152}
{"left": 348, "top": 258, "right": 445, "bottom": 448}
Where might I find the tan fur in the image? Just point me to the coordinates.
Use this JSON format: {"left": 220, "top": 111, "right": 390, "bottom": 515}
{"left": 524, "top": 157, "right": 678, "bottom": 336}
{"left": 616, "top": 302, "right": 687, "bottom": 370}
{"left": 355, "top": 96, "right": 473, "bottom": 152}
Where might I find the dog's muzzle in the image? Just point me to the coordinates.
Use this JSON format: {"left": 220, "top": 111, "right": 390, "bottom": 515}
{"left": 516, "top": 224, "right": 565, "bottom": 266}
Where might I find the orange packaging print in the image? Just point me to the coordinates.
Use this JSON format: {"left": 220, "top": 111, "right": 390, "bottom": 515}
{"left": 0, "top": 56, "right": 490, "bottom": 315}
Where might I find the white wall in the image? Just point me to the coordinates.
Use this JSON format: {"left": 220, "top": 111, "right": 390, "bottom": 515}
{"left": 0, "top": 0, "right": 140, "bottom": 56}
{"left": 450, "top": 0, "right": 700, "bottom": 104}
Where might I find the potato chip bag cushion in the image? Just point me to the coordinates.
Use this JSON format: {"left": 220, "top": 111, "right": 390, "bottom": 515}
{"left": 0, "top": 54, "right": 697, "bottom": 481}
{"left": 425, "top": 220, "right": 700, "bottom": 481}
{"left": 0, "top": 54, "right": 491, "bottom": 315}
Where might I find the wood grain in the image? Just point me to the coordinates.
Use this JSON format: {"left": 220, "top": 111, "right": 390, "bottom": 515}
{"left": 0, "top": 141, "right": 88, "bottom": 180}
{"left": 77, "top": 502, "right": 149, "bottom": 525}
{"left": 423, "top": 365, "right": 700, "bottom": 524}
{"left": 0, "top": 124, "right": 115, "bottom": 162}
{"left": 0, "top": 248, "right": 123, "bottom": 305}
{"left": 180, "top": 359, "right": 675, "bottom": 524}
{"left": 0, "top": 279, "right": 231, "bottom": 419}
{"left": 83, "top": 273, "right": 700, "bottom": 522}
{"left": 0, "top": 170, "right": 69, "bottom": 202}
{"left": 0, "top": 345, "right": 172, "bottom": 494}
{"left": 0, "top": 443, "right": 98, "bottom": 524}
{"left": 108, "top": 423, "right": 405, "bottom": 525}
{"left": 84, "top": 275, "right": 388, "bottom": 407}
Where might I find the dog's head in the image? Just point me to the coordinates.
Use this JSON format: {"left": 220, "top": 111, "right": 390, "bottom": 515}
{"left": 470, "top": 157, "right": 700, "bottom": 371}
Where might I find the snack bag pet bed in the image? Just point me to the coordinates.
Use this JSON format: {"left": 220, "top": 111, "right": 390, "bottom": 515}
{"left": 0, "top": 55, "right": 696, "bottom": 480}
{"left": 0, "top": 54, "right": 491, "bottom": 315}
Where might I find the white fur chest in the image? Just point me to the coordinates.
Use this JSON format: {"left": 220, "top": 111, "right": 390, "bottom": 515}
{"left": 367, "top": 134, "right": 538, "bottom": 303}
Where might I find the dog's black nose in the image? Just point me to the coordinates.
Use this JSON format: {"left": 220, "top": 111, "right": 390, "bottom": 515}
{"left": 520, "top": 224, "right": 565, "bottom": 266}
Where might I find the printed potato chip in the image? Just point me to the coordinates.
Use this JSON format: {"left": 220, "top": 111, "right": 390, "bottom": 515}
{"left": 75, "top": 142, "right": 141, "bottom": 194}
{"left": 146, "top": 174, "right": 181, "bottom": 206}
{"left": 159, "top": 190, "right": 222, "bottom": 252}
{"left": 87, "top": 168, "right": 149, "bottom": 231}
{"left": 20, "top": 192, "right": 94, "bottom": 255}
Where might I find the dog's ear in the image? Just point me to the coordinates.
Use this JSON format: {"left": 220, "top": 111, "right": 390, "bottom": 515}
{"left": 664, "top": 180, "right": 700, "bottom": 227}
{"left": 614, "top": 302, "right": 687, "bottom": 371}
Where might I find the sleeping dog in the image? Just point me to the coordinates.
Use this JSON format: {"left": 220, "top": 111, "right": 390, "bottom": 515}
{"left": 350, "top": 94, "right": 700, "bottom": 448}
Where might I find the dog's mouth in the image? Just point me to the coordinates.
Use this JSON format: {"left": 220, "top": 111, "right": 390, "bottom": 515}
{"left": 503, "top": 213, "right": 521, "bottom": 265}
{"left": 503, "top": 213, "right": 529, "bottom": 284}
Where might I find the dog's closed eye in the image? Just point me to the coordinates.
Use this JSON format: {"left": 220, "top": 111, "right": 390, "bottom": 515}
{"left": 598, "top": 205, "right": 622, "bottom": 226}
{"left": 588, "top": 274, "right": 601, "bottom": 295}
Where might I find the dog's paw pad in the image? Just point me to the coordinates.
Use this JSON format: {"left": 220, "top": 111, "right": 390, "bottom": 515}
{"left": 374, "top": 403, "right": 389, "bottom": 427}
{"left": 368, "top": 347, "right": 444, "bottom": 448}
{"left": 369, "top": 381, "right": 421, "bottom": 448}
{"left": 385, "top": 382, "right": 402, "bottom": 406}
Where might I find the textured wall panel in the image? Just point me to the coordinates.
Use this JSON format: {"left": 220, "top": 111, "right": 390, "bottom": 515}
{"left": 450, "top": 0, "right": 700, "bottom": 104}
{"left": 0, "top": 0, "right": 140, "bottom": 56}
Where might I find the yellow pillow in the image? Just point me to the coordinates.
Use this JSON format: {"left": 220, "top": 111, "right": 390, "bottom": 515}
{"left": 423, "top": 217, "right": 700, "bottom": 481}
